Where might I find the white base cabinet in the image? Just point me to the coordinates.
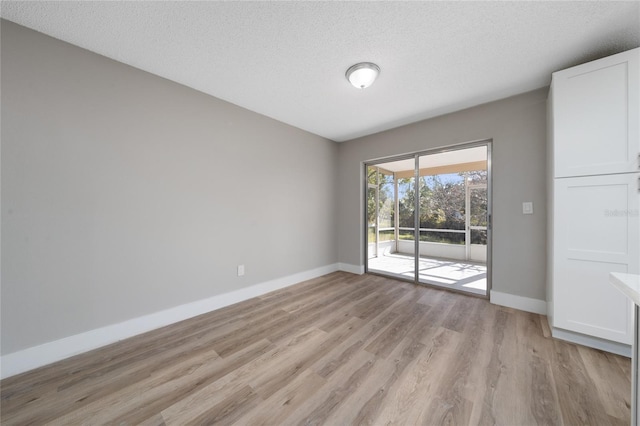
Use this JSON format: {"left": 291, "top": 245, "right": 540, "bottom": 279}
{"left": 553, "top": 174, "right": 638, "bottom": 344}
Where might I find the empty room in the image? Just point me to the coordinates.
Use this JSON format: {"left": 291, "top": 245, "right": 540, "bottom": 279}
{"left": 1, "top": 1, "right": 639, "bottom": 425}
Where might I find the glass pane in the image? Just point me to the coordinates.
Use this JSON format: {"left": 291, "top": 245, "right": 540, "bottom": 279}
{"left": 420, "top": 174, "right": 465, "bottom": 231}
{"left": 419, "top": 230, "right": 465, "bottom": 245}
{"left": 366, "top": 182, "right": 377, "bottom": 258}
{"left": 378, "top": 169, "right": 395, "bottom": 238}
{"left": 417, "top": 149, "right": 488, "bottom": 296}
{"left": 379, "top": 229, "right": 395, "bottom": 242}
{"left": 398, "top": 176, "right": 415, "bottom": 238}
{"left": 367, "top": 185, "right": 377, "bottom": 237}
{"left": 367, "top": 163, "right": 415, "bottom": 280}
{"left": 464, "top": 170, "right": 488, "bottom": 185}
{"left": 471, "top": 229, "right": 487, "bottom": 245}
{"left": 367, "top": 166, "right": 377, "bottom": 185}
{"left": 398, "top": 228, "right": 415, "bottom": 241}
{"left": 470, "top": 186, "right": 488, "bottom": 227}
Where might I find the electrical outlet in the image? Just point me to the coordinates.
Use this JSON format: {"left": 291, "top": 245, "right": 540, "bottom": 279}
{"left": 522, "top": 202, "right": 533, "bottom": 215}
{"left": 237, "top": 264, "right": 245, "bottom": 276}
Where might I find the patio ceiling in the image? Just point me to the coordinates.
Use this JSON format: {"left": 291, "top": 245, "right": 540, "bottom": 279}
{"left": 373, "top": 145, "right": 487, "bottom": 178}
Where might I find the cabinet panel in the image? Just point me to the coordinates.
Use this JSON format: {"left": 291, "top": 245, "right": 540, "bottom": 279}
{"left": 556, "top": 258, "right": 631, "bottom": 342}
{"left": 554, "top": 173, "right": 639, "bottom": 344}
{"left": 552, "top": 48, "right": 639, "bottom": 178}
{"left": 565, "top": 181, "right": 631, "bottom": 257}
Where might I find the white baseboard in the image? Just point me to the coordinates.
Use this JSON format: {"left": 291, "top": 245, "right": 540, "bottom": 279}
{"left": 0, "top": 263, "right": 340, "bottom": 379}
{"left": 338, "top": 263, "right": 364, "bottom": 275}
{"left": 552, "top": 327, "right": 631, "bottom": 357}
{"left": 490, "top": 290, "right": 547, "bottom": 315}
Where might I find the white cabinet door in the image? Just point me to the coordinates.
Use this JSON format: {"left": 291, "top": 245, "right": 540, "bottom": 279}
{"left": 552, "top": 48, "right": 639, "bottom": 178}
{"left": 554, "top": 173, "right": 639, "bottom": 344}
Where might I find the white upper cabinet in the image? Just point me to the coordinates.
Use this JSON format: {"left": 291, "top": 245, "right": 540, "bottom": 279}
{"left": 551, "top": 48, "right": 639, "bottom": 178}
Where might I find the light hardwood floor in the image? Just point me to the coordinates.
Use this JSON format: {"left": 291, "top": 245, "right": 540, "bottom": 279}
{"left": 1, "top": 272, "right": 631, "bottom": 425}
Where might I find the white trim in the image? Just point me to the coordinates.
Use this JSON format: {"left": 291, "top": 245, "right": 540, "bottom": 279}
{"left": 338, "top": 263, "right": 364, "bottom": 275}
{"left": 490, "top": 290, "right": 547, "bottom": 315}
{"left": 552, "top": 327, "right": 631, "bottom": 357}
{"left": 0, "top": 263, "right": 339, "bottom": 379}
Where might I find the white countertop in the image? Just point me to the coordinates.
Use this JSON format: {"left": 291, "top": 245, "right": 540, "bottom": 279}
{"left": 610, "top": 273, "right": 640, "bottom": 306}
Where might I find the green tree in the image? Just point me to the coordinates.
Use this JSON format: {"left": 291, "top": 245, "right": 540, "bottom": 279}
{"left": 373, "top": 168, "right": 488, "bottom": 245}
{"left": 367, "top": 167, "right": 395, "bottom": 242}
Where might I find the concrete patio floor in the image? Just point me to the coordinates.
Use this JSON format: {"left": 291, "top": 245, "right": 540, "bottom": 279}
{"left": 367, "top": 252, "right": 487, "bottom": 296}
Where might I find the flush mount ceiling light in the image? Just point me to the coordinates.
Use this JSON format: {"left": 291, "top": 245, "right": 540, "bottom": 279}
{"left": 346, "top": 62, "right": 380, "bottom": 89}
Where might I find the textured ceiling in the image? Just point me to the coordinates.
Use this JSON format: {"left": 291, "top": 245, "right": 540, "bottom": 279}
{"left": 1, "top": 1, "right": 639, "bottom": 142}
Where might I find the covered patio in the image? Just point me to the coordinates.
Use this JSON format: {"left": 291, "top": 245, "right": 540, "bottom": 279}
{"left": 366, "top": 145, "right": 489, "bottom": 295}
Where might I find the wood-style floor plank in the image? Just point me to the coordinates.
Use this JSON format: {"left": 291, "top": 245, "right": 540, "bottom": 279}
{"left": 0, "top": 272, "right": 631, "bottom": 425}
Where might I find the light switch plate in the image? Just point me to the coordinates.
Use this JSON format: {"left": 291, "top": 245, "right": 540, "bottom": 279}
{"left": 522, "top": 202, "right": 533, "bottom": 215}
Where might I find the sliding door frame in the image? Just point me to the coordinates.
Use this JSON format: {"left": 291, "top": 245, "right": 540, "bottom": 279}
{"left": 363, "top": 139, "right": 493, "bottom": 298}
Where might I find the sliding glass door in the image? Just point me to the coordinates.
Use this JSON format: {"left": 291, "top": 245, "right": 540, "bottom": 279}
{"left": 367, "top": 164, "right": 416, "bottom": 280}
{"left": 365, "top": 142, "right": 491, "bottom": 297}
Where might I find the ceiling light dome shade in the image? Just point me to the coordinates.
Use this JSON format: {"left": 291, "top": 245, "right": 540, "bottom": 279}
{"left": 346, "top": 62, "right": 380, "bottom": 89}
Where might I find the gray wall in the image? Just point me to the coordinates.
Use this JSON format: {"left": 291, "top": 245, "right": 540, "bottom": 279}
{"left": 337, "top": 88, "right": 548, "bottom": 301}
{"left": 1, "top": 21, "right": 338, "bottom": 355}
{"left": 1, "top": 19, "right": 549, "bottom": 356}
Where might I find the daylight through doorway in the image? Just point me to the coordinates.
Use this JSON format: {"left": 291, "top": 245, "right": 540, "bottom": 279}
{"left": 365, "top": 143, "right": 491, "bottom": 296}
